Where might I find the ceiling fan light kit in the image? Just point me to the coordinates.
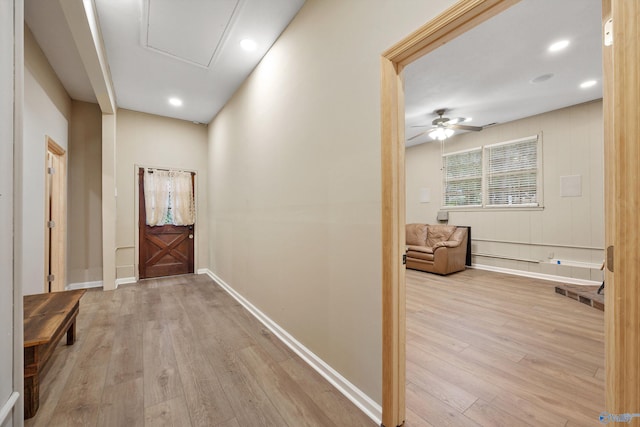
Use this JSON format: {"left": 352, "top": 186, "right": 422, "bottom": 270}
{"left": 429, "top": 127, "right": 454, "bottom": 141}
{"left": 408, "top": 108, "right": 485, "bottom": 142}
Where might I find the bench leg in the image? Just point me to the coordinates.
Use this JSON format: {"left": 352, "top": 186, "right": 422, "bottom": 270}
{"left": 24, "top": 374, "right": 39, "bottom": 419}
{"left": 66, "top": 320, "right": 76, "bottom": 345}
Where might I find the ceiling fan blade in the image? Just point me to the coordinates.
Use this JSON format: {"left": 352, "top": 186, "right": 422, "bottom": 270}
{"left": 408, "top": 130, "right": 431, "bottom": 141}
{"left": 447, "top": 123, "right": 483, "bottom": 131}
{"left": 446, "top": 117, "right": 465, "bottom": 125}
{"left": 410, "top": 125, "right": 431, "bottom": 128}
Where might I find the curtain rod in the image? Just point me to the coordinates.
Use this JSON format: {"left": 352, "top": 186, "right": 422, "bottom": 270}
{"left": 146, "top": 167, "right": 195, "bottom": 175}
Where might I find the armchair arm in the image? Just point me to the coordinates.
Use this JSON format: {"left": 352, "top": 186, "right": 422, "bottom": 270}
{"left": 432, "top": 240, "right": 461, "bottom": 249}
{"left": 431, "top": 229, "right": 468, "bottom": 274}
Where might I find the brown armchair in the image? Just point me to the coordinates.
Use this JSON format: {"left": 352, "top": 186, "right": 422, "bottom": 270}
{"left": 405, "top": 224, "right": 468, "bottom": 275}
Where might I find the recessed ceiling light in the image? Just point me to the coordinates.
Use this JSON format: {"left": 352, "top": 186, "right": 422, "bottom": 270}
{"left": 240, "top": 39, "right": 257, "bottom": 52}
{"left": 548, "top": 40, "right": 570, "bottom": 52}
{"left": 580, "top": 80, "right": 597, "bottom": 89}
{"left": 531, "top": 73, "right": 554, "bottom": 84}
{"left": 169, "top": 97, "right": 183, "bottom": 107}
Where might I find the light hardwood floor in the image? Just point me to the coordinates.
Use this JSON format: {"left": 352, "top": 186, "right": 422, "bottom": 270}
{"left": 25, "top": 274, "right": 375, "bottom": 427}
{"left": 404, "top": 268, "right": 605, "bottom": 427}
{"left": 27, "top": 270, "right": 605, "bottom": 427}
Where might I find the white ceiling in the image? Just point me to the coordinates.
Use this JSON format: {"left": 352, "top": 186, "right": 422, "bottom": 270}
{"left": 25, "top": 0, "right": 305, "bottom": 124}
{"left": 404, "top": 0, "right": 603, "bottom": 147}
{"left": 25, "top": 0, "right": 601, "bottom": 130}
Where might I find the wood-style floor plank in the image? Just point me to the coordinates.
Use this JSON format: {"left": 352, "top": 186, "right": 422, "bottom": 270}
{"left": 26, "top": 275, "right": 376, "bottom": 427}
{"left": 406, "top": 268, "right": 604, "bottom": 427}
{"left": 404, "top": 408, "right": 436, "bottom": 427}
{"left": 97, "top": 377, "right": 144, "bottom": 427}
{"left": 142, "top": 319, "right": 183, "bottom": 408}
{"left": 279, "top": 357, "right": 375, "bottom": 426}
{"left": 144, "top": 396, "right": 192, "bottom": 427}
{"left": 406, "top": 381, "right": 481, "bottom": 427}
{"left": 237, "top": 345, "right": 337, "bottom": 426}
{"left": 463, "top": 399, "right": 532, "bottom": 427}
{"left": 105, "top": 312, "right": 143, "bottom": 386}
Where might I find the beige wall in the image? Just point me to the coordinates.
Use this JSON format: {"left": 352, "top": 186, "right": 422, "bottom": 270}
{"left": 115, "top": 109, "right": 209, "bottom": 280}
{"left": 22, "top": 26, "right": 71, "bottom": 295}
{"left": 207, "top": 0, "right": 456, "bottom": 405}
{"left": 68, "top": 100, "right": 103, "bottom": 285}
{"left": 24, "top": 24, "right": 71, "bottom": 121}
{"left": 406, "top": 100, "right": 604, "bottom": 282}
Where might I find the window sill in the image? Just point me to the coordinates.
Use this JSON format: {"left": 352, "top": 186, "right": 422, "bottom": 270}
{"left": 440, "top": 205, "right": 544, "bottom": 212}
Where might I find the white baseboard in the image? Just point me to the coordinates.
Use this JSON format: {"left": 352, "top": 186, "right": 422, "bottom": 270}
{"left": 471, "top": 263, "right": 602, "bottom": 286}
{"left": 196, "top": 268, "right": 209, "bottom": 275}
{"left": 65, "top": 281, "right": 103, "bottom": 291}
{"left": 115, "top": 277, "right": 137, "bottom": 288}
{"left": 201, "top": 269, "right": 382, "bottom": 425}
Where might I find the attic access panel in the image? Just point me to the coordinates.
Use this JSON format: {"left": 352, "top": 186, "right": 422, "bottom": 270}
{"left": 144, "top": 0, "right": 239, "bottom": 68}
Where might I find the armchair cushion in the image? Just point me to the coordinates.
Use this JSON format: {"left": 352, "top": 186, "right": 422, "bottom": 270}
{"left": 426, "top": 224, "right": 456, "bottom": 247}
{"left": 406, "top": 250, "right": 434, "bottom": 262}
{"left": 406, "top": 223, "right": 428, "bottom": 246}
{"left": 406, "top": 245, "right": 434, "bottom": 254}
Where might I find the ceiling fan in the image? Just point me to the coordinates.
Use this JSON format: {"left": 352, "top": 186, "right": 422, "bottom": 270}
{"left": 408, "top": 108, "right": 484, "bottom": 142}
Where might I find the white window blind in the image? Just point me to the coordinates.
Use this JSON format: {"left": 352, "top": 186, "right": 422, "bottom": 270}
{"left": 484, "top": 136, "right": 539, "bottom": 207}
{"left": 443, "top": 148, "right": 482, "bottom": 207}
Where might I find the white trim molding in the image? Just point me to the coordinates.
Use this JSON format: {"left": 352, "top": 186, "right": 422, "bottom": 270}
{"left": 115, "top": 277, "right": 137, "bottom": 288}
{"left": 66, "top": 280, "right": 103, "bottom": 291}
{"left": 201, "top": 269, "right": 382, "bottom": 425}
{"left": 0, "top": 392, "right": 19, "bottom": 425}
{"left": 471, "top": 263, "right": 602, "bottom": 286}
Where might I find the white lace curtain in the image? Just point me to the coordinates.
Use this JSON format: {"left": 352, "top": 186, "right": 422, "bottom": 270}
{"left": 144, "top": 168, "right": 195, "bottom": 226}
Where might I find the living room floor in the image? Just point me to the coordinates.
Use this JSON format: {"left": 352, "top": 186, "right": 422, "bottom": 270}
{"left": 404, "top": 268, "right": 604, "bottom": 427}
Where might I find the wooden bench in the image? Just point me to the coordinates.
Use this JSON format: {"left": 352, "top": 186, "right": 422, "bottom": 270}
{"left": 23, "top": 289, "right": 86, "bottom": 419}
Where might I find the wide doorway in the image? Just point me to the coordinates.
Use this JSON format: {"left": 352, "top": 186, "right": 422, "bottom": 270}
{"left": 402, "top": 0, "right": 605, "bottom": 423}
{"left": 379, "top": 0, "right": 640, "bottom": 426}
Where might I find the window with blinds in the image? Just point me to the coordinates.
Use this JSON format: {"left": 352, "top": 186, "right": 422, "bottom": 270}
{"left": 443, "top": 148, "right": 482, "bottom": 207}
{"left": 484, "top": 135, "right": 540, "bottom": 207}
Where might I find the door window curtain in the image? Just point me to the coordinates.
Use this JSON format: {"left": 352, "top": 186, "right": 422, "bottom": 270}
{"left": 144, "top": 168, "right": 195, "bottom": 226}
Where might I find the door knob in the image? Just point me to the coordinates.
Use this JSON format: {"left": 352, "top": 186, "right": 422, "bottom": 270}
{"left": 189, "top": 234, "right": 194, "bottom": 239}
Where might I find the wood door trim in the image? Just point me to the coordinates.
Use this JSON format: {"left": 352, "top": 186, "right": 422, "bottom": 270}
{"left": 46, "top": 136, "right": 66, "bottom": 293}
{"left": 380, "top": 3, "right": 519, "bottom": 424}
{"left": 138, "top": 168, "right": 146, "bottom": 279}
{"left": 606, "top": 0, "right": 640, "bottom": 414}
{"left": 382, "top": 0, "right": 518, "bottom": 67}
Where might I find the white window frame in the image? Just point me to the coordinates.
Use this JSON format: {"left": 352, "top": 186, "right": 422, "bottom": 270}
{"left": 442, "top": 147, "right": 483, "bottom": 208}
{"left": 483, "top": 134, "right": 542, "bottom": 208}
{"left": 440, "top": 133, "right": 543, "bottom": 210}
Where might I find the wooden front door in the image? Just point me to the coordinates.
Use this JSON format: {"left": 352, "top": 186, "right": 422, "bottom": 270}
{"left": 138, "top": 168, "right": 195, "bottom": 279}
